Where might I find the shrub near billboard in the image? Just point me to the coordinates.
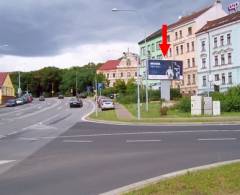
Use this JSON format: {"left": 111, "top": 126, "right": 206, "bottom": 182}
{"left": 147, "top": 60, "right": 183, "bottom": 80}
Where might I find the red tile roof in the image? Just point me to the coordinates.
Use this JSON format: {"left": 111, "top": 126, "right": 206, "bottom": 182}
{"left": 197, "top": 11, "right": 240, "bottom": 34}
{"left": 98, "top": 60, "right": 120, "bottom": 71}
{"left": 0, "top": 72, "right": 8, "bottom": 87}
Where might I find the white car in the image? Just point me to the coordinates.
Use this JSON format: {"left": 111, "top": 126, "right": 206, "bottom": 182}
{"left": 100, "top": 99, "right": 115, "bottom": 110}
{"left": 16, "top": 98, "right": 24, "bottom": 105}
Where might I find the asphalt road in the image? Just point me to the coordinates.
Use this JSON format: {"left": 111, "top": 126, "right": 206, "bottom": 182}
{"left": 0, "top": 98, "right": 240, "bottom": 195}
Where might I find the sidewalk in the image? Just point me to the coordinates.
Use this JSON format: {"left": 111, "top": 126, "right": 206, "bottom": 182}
{"left": 115, "top": 103, "right": 134, "bottom": 121}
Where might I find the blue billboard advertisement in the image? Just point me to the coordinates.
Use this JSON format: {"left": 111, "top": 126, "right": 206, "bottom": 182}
{"left": 147, "top": 60, "right": 183, "bottom": 80}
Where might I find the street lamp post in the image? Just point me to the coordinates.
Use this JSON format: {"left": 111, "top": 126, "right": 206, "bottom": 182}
{"left": 112, "top": 8, "right": 149, "bottom": 119}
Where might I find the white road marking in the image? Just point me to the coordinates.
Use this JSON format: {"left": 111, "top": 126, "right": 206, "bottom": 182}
{"left": 18, "top": 129, "right": 240, "bottom": 140}
{"left": 198, "top": 138, "right": 237, "bottom": 141}
{"left": 7, "top": 131, "right": 17, "bottom": 136}
{"left": 0, "top": 135, "right": 6, "bottom": 139}
{"left": 19, "top": 137, "right": 39, "bottom": 141}
{"left": 63, "top": 140, "right": 92, "bottom": 143}
{"left": 0, "top": 160, "right": 16, "bottom": 165}
{"left": 126, "top": 140, "right": 162, "bottom": 143}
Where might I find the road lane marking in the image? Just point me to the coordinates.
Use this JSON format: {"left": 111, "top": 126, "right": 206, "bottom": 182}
{"left": 19, "top": 129, "right": 240, "bottom": 140}
{"left": 126, "top": 140, "right": 162, "bottom": 143}
{"left": 63, "top": 140, "right": 92, "bottom": 143}
{"left": 7, "top": 131, "right": 18, "bottom": 136}
{"left": 198, "top": 138, "right": 237, "bottom": 141}
{"left": 0, "top": 160, "right": 16, "bottom": 165}
{"left": 19, "top": 137, "right": 39, "bottom": 141}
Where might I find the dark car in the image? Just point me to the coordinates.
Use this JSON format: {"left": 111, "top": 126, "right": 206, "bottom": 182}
{"left": 39, "top": 96, "right": 45, "bottom": 101}
{"left": 5, "top": 99, "right": 17, "bottom": 107}
{"left": 58, "top": 94, "right": 64, "bottom": 99}
{"left": 69, "top": 97, "right": 83, "bottom": 108}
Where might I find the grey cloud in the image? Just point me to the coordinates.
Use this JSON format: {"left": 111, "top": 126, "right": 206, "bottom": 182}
{"left": 0, "top": 0, "right": 229, "bottom": 57}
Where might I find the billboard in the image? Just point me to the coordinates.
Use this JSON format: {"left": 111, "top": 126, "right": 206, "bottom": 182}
{"left": 147, "top": 60, "right": 183, "bottom": 80}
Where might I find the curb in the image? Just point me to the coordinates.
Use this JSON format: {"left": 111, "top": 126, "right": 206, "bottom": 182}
{"left": 82, "top": 101, "right": 240, "bottom": 126}
{"left": 100, "top": 159, "right": 240, "bottom": 195}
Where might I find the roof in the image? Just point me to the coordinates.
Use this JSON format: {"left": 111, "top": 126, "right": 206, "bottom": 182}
{"left": 0, "top": 72, "right": 8, "bottom": 87}
{"left": 138, "top": 6, "right": 212, "bottom": 44}
{"left": 97, "top": 60, "right": 120, "bottom": 71}
{"left": 138, "top": 29, "right": 162, "bottom": 45}
{"left": 197, "top": 11, "right": 240, "bottom": 34}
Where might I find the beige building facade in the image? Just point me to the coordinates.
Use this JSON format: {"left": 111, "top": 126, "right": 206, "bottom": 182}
{"left": 97, "top": 52, "right": 138, "bottom": 87}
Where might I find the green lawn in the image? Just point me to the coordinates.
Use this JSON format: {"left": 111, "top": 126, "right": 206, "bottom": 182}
{"left": 89, "top": 109, "right": 118, "bottom": 121}
{"left": 125, "top": 162, "right": 240, "bottom": 195}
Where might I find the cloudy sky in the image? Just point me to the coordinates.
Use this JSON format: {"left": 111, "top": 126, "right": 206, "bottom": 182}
{"left": 0, "top": 0, "right": 231, "bottom": 72}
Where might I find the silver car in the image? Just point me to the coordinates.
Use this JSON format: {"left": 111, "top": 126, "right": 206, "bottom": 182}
{"left": 100, "top": 99, "right": 115, "bottom": 110}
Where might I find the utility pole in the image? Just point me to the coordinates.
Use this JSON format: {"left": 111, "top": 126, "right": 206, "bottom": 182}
{"left": 51, "top": 83, "right": 54, "bottom": 97}
{"left": 75, "top": 72, "right": 78, "bottom": 96}
{"left": 18, "top": 71, "right": 22, "bottom": 97}
{"left": 95, "top": 78, "right": 98, "bottom": 117}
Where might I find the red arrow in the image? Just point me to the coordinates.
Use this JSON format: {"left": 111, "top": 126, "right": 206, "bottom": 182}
{"left": 160, "top": 24, "right": 171, "bottom": 57}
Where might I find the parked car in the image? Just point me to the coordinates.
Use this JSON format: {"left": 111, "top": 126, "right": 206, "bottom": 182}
{"left": 5, "top": 99, "right": 17, "bottom": 107}
{"left": 78, "top": 92, "right": 87, "bottom": 99}
{"left": 100, "top": 99, "right": 115, "bottom": 111}
{"left": 69, "top": 97, "right": 83, "bottom": 108}
{"left": 39, "top": 96, "right": 45, "bottom": 101}
{"left": 58, "top": 94, "right": 64, "bottom": 99}
{"left": 16, "top": 98, "right": 24, "bottom": 105}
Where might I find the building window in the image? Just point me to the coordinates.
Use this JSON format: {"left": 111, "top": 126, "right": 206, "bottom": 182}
{"left": 167, "top": 35, "right": 170, "bottom": 42}
{"left": 180, "top": 30, "right": 183, "bottom": 38}
{"left": 191, "top": 41, "right": 195, "bottom": 51}
{"left": 169, "top": 48, "right": 172, "bottom": 57}
{"left": 192, "top": 58, "right": 195, "bottom": 67}
{"left": 221, "top": 54, "right": 225, "bottom": 65}
{"left": 152, "top": 56, "right": 155, "bottom": 59}
{"left": 180, "top": 45, "right": 183, "bottom": 54}
{"left": 126, "top": 59, "right": 131, "bottom": 66}
{"left": 113, "top": 73, "right": 115, "bottom": 78}
{"left": 201, "top": 41, "right": 206, "bottom": 52}
{"left": 228, "top": 72, "right": 232, "bottom": 84}
{"left": 222, "top": 73, "right": 225, "bottom": 85}
{"left": 187, "top": 75, "right": 191, "bottom": 85}
{"left": 175, "top": 32, "right": 178, "bottom": 40}
{"left": 228, "top": 53, "right": 232, "bottom": 64}
{"left": 187, "top": 59, "right": 191, "bottom": 68}
{"left": 192, "top": 74, "right": 196, "bottom": 84}
{"left": 215, "top": 56, "right": 219, "bottom": 66}
{"left": 107, "top": 73, "right": 109, "bottom": 78}
{"left": 203, "top": 76, "right": 207, "bottom": 87}
{"left": 187, "top": 43, "right": 190, "bottom": 52}
{"left": 156, "top": 41, "right": 160, "bottom": 50}
{"left": 214, "top": 37, "right": 218, "bottom": 48}
{"left": 141, "top": 47, "right": 145, "bottom": 56}
{"left": 176, "top": 46, "right": 179, "bottom": 55}
{"left": 227, "top": 33, "right": 231, "bottom": 45}
{"left": 127, "top": 72, "right": 131, "bottom": 77}
{"left": 151, "top": 43, "right": 155, "bottom": 52}
{"left": 202, "top": 58, "right": 206, "bottom": 69}
{"left": 120, "top": 72, "right": 123, "bottom": 77}
{"left": 135, "top": 72, "right": 137, "bottom": 77}
{"left": 157, "top": 55, "right": 161, "bottom": 59}
{"left": 220, "top": 35, "right": 224, "bottom": 46}
{"left": 215, "top": 74, "right": 219, "bottom": 81}
{"left": 188, "top": 27, "right": 192, "bottom": 35}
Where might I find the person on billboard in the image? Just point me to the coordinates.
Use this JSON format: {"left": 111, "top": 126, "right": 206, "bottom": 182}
{"left": 165, "top": 65, "right": 174, "bottom": 79}
{"left": 172, "top": 61, "right": 181, "bottom": 80}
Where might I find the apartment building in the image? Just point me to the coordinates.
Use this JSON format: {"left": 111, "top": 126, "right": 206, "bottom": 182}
{"left": 138, "top": 0, "right": 226, "bottom": 94}
{"left": 196, "top": 11, "right": 240, "bottom": 94}
{"left": 0, "top": 72, "right": 15, "bottom": 105}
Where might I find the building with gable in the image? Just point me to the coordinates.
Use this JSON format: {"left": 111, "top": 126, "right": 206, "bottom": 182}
{"left": 97, "top": 52, "right": 138, "bottom": 87}
{"left": 0, "top": 72, "right": 15, "bottom": 105}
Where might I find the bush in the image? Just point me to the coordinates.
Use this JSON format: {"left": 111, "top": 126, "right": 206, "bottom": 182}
{"left": 117, "top": 93, "right": 137, "bottom": 104}
{"left": 177, "top": 97, "right": 191, "bottom": 112}
{"left": 160, "top": 106, "right": 168, "bottom": 116}
{"left": 170, "top": 88, "right": 182, "bottom": 100}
